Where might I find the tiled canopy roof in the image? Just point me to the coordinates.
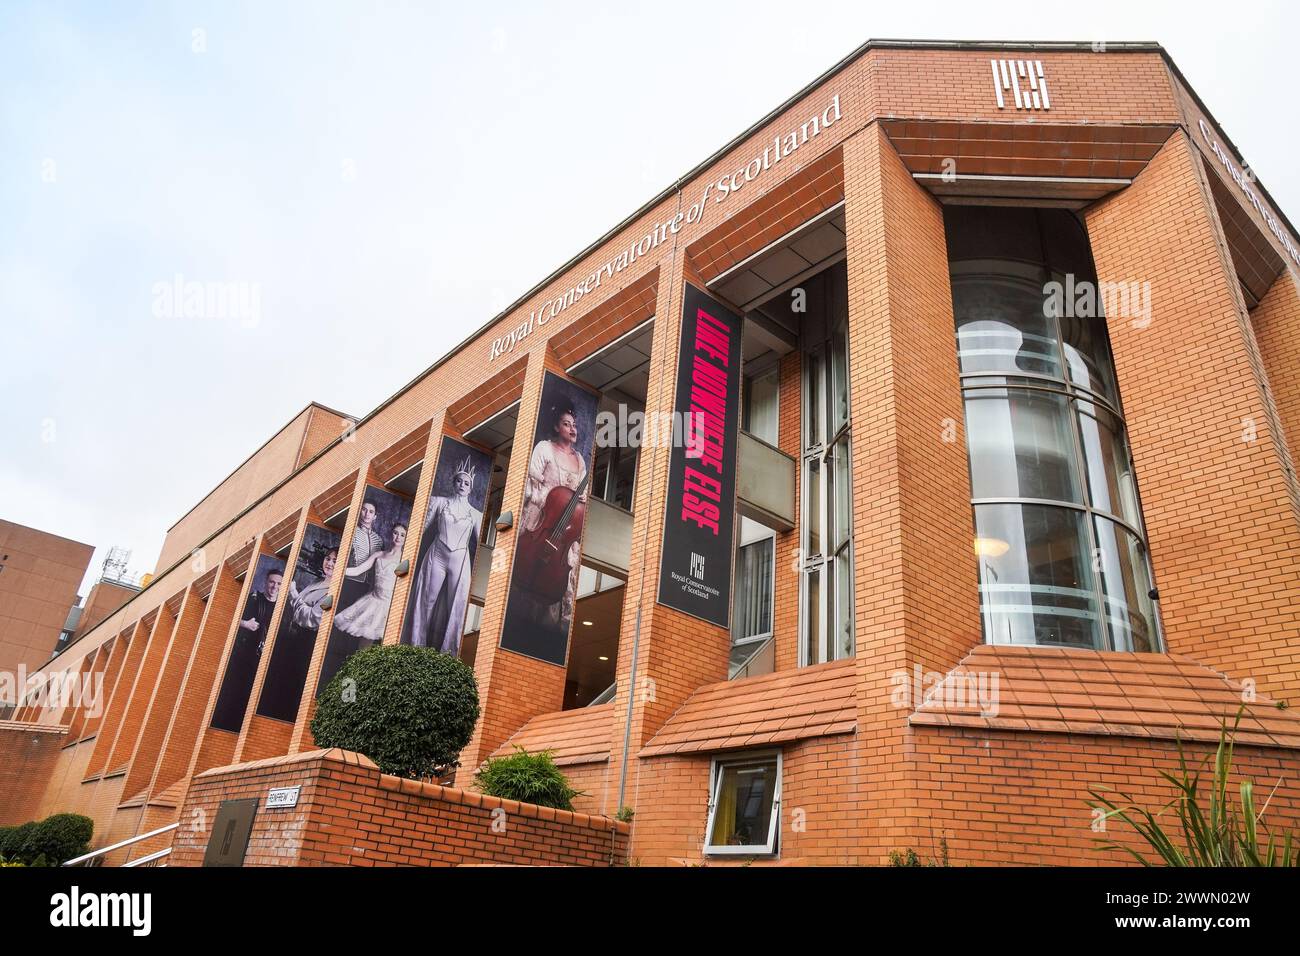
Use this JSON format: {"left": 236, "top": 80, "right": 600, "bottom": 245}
{"left": 492, "top": 702, "right": 613, "bottom": 766}
{"left": 910, "top": 645, "right": 1300, "bottom": 749}
{"left": 640, "top": 658, "right": 857, "bottom": 757}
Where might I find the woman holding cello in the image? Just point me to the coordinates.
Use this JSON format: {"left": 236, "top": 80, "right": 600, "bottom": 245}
{"left": 516, "top": 403, "right": 589, "bottom": 635}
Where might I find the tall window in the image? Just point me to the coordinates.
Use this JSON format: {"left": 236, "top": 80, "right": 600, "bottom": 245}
{"left": 742, "top": 366, "right": 780, "bottom": 446}
{"left": 731, "top": 517, "right": 775, "bottom": 678}
{"left": 946, "top": 206, "right": 1161, "bottom": 653}
{"left": 800, "top": 264, "right": 853, "bottom": 665}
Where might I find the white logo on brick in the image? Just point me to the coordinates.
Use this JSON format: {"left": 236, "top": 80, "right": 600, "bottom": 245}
{"left": 991, "top": 59, "right": 1050, "bottom": 111}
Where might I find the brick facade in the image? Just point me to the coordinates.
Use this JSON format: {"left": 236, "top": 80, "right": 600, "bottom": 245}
{"left": 5, "top": 40, "right": 1300, "bottom": 867}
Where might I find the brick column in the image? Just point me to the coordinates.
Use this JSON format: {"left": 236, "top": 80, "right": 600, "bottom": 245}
{"left": 119, "top": 585, "right": 206, "bottom": 801}
{"left": 840, "top": 123, "right": 979, "bottom": 858}
{"left": 1086, "top": 131, "right": 1300, "bottom": 703}
{"left": 453, "top": 349, "right": 576, "bottom": 784}
{"left": 1253, "top": 268, "right": 1300, "bottom": 471}
{"left": 187, "top": 537, "right": 263, "bottom": 775}
{"left": 151, "top": 564, "right": 243, "bottom": 796}
{"left": 84, "top": 618, "right": 151, "bottom": 778}
{"left": 604, "top": 253, "right": 737, "bottom": 828}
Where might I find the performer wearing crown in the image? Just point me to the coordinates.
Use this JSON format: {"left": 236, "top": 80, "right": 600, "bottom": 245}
{"left": 405, "top": 454, "right": 485, "bottom": 655}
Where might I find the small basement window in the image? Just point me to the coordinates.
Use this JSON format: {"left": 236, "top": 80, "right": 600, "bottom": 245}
{"left": 704, "top": 752, "right": 781, "bottom": 856}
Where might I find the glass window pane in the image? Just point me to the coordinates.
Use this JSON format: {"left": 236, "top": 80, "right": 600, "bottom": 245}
{"left": 804, "top": 569, "right": 821, "bottom": 665}
{"left": 708, "top": 759, "right": 778, "bottom": 850}
{"left": 805, "top": 351, "right": 822, "bottom": 449}
{"left": 1092, "top": 516, "right": 1160, "bottom": 653}
{"left": 831, "top": 321, "right": 849, "bottom": 435}
{"left": 1076, "top": 402, "right": 1141, "bottom": 527}
{"left": 973, "top": 503, "right": 1101, "bottom": 649}
{"left": 743, "top": 369, "right": 780, "bottom": 446}
{"left": 953, "top": 276, "right": 1062, "bottom": 379}
{"left": 835, "top": 548, "right": 853, "bottom": 660}
{"left": 832, "top": 436, "right": 851, "bottom": 552}
{"left": 733, "top": 537, "right": 774, "bottom": 642}
{"left": 805, "top": 457, "right": 822, "bottom": 558}
{"left": 1059, "top": 310, "right": 1119, "bottom": 403}
{"left": 964, "top": 389, "right": 1082, "bottom": 503}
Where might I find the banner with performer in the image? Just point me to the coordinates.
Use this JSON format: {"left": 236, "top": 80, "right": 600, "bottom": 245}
{"left": 400, "top": 435, "right": 493, "bottom": 656}
{"left": 498, "top": 371, "right": 599, "bottom": 666}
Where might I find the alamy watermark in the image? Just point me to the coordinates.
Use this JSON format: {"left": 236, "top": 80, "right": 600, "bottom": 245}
{"left": 890, "top": 664, "right": 1001, "bottom": 717}
{"left": 1043, "top": 273, "right": 1151, "bottom": 329}
{"left": 151, "top": 274, "right": 262, "bottom": 327}
{"left": 1, "top": 666, "right": 103, "bottom": 717}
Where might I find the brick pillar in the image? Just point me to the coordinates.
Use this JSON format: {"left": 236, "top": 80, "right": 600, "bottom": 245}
{"left": 65, "top": 643, "right": 109, "bottom": 741}
{"left": 841, "top": 124, "right": 979, "bottom": 858}
{"left": 187, "top": 537, "right": 263, "bottom": 774}
{"left": 120, "top": 585, "right": 206, "bottom": 801}
{"left": 84, "top": 618, "right": 151, "bottom": 778}
{"left": 1086, "top": 132, "right": 1300, "bottom": 703}
{"left": 78, "top": 631, "right": 129, "bottom": 744}
{"left": 235, "top": 510, "right": 309, "bottom": 763}
{"left": 152, "top": 564, "right": 243, "bottom": 795}
{"left": 103, "top": 605, "right": 179, "bottom": 776}
{"left": 1253, "top": 268, "right": 1300, "bottom": 471}
{"left": 604, "top": 254, "right": 736, "bottom": 827}
{"left": 453, "top": 349, "right": 576, "bottom": 784}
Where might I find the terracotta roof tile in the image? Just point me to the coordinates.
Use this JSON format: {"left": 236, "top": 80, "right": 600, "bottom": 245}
{"left": 910, "top": 645, "right": 1300, "bottom": 748}
{"left": 491, "top": 702, "right": 613, "bottom": 766}
{"left": 640, "top": 659, "right": 857, "bottom": 757}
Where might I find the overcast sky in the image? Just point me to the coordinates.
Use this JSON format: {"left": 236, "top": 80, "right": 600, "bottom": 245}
{"left": 2, "top": 0, "right": 1296, "bottom": 595}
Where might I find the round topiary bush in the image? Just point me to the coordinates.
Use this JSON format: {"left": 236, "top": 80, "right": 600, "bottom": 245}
{"left": 474, "top": 747, "right": 581, "bottom": 811}
{"left": 311, "top": 643, "right": 479, "bottom": 779}
{"left": 23, "top": 813, "right": 93, "bottom": 865}
{"left": 0, "top": 821, "right": 38, "bottom": 863}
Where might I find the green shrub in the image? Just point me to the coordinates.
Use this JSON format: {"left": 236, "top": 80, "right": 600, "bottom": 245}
{"left": 24, "top": 813, "right": 93, "bottom": 866}
{"left": 474, "top": 748, "right": 581, "bottom": 811}
{"left": 0, "top": 822, "right": 37, "bottom": 863}
{"left": 311, "top": 643, "right": 480, "bottom": 779}
{"left": 1090, "top": 710, "right": 1299, "bottom": 867}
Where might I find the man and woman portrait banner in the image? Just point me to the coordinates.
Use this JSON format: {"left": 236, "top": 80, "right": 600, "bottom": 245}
{"left": 315, "top": 486, "right": 413, "bottom": 695}
{"left": 256, "top": 523, "right": 341, "bottom": 722}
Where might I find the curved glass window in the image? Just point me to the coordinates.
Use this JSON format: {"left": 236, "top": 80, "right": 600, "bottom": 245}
{"left": 947, "top": 207, "right": 1161, "bottom": 653}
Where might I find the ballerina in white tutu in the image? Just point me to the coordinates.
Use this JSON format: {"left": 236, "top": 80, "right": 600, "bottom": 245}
{"left": 333, "top": 523, "right": 407, "bottom": 643}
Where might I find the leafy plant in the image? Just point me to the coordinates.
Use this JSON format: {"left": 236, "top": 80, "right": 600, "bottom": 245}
{"left": 888, "top": 837, "right": 950, "bottom": 867}
{"left": 1089, "top": 710, "right": 1299, "bottom": 867}
{"left": 312, "top": 643, "right": 480, "bottom": 779}
{"left": 615, "top": 806, "right": 635, "bottom": 824}
{"left": 474, "top": 747, "right": 582, "bottom": 811}
{"left": 24, "top": 813, "right": 93, "bottom": 866}
{"left": 0, "top": 813, "right": 93, "bottom": 866}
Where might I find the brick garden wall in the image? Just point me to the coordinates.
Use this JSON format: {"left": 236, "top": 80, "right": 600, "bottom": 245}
{"left": 169, "top": 748, "right": 629, "bottom": 867}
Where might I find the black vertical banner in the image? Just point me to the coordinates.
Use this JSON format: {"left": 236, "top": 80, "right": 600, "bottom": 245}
{"left": 656, "top": 283, "right": 743, "bottom": 627}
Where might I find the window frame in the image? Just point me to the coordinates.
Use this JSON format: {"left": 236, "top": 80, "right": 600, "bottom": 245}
{"left": 952, "top": 264, "right": 1164, "bottom": 653}
{"left": 703, "top": 750, "right": 783, "bottom": 857}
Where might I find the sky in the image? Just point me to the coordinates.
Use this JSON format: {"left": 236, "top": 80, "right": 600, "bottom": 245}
{"left": 2, "top": 0, "right": 1297, "bottom": 597}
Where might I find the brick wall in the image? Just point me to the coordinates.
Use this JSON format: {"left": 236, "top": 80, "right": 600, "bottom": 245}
{"left": 1087, "top": 133, "right": 1300, "bottom": 704}
{"left": 169, "top": 749, "right": 629, "bottom": 867}
{"left": 0, "top": 722, "right": 67, "bottom": 826}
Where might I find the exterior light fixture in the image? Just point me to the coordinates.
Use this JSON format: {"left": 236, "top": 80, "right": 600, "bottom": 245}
{"left": 395, "top": 559, "right": 410, "bottom": 577}
{"left": 973, "top": 537, "right": 1011, "bottom": 558}
{"left": 496, "top": 511, "right": 514, "bottom": 532}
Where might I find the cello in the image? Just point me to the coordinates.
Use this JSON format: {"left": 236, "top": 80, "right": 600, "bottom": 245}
{"left": 514, "top": 469, "right": 590, "bottom": 604}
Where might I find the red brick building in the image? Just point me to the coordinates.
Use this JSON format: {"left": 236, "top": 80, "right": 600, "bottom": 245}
{"left": 5, "top": 39, "right": 1300, "bottom": 866}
